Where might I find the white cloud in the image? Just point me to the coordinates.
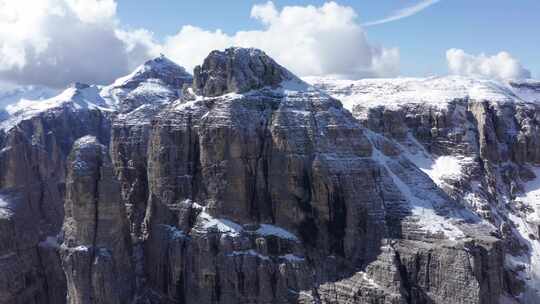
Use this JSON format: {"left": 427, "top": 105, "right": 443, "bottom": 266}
{"left": 363, "top": 0, "right": 441, "bottom": 27}
{"left": 446, "top": 48, "right": 531, "bottom": 80}
{"left": 0, "top": 0, "right": 399, "bottom": 87}
{"left": 0, "top": 0, "right": 158, "bottom": 88}
{"left": 163, "top": 1, "right": 399, "bottom": 79}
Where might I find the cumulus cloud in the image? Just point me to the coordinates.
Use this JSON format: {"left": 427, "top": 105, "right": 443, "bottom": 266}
{"left": 446, "top": 49, "right": 531, "bottom": 80}
{"left": 363, "top": 0, "right": 441, "bottom": 27}
{"left": 0, "top": 0, "right": 158, "bottom": 88}
{"left": 163, "top": 1, "right": 399, "bottom": 79}
{"left": 0, "top": 0, "right": 399, "bottom": 87}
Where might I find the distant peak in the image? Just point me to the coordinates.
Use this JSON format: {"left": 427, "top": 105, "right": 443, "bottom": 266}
{"left": 110, "top": 55, "right": 192, "bottom": 89}
{"left": 193, "top": 47, "right": 300, "bottom": 97}
{"left": 134, "top": 55, "right": 189, "bottom": 77}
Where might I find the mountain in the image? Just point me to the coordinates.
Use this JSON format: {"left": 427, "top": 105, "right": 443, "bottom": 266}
{"left": 306, "top": 75, "right": 540, "bottom": 302}
{"left": 0, "top": 85, "right": 59, "bottom": 110}
{"left": 0, "top": 85, "right": 59, "bottom": 120}
{"left": 0, "top": 50, "right": 536, "bottom": 304}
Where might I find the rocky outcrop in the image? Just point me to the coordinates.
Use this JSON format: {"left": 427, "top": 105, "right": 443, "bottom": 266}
{"left": 0, "top": 95, "right": 110, "bottom": 304}
{"left": 193, "top": 48, "right": 296, "bottom": 96}
{"left": 60, "top": 136, "right": 134, "bottom": 304}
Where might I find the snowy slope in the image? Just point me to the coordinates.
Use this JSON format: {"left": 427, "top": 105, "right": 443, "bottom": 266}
{"left": 1, "top": 55, "right": 192, "bottom": 131}
{"left": 0, "top": 85, "right": 59, "bottom": 110}
{"left": 0, "top": 83, "right": 111, "bottom": 131}
{"left": 308, "top": 74, "right": 540, "bottom": 301}
{"left": 101, "top": 55, "right": 192, "bottom": 113}
{"left": 304, "top": 75, "right": 540, "bottom": 111}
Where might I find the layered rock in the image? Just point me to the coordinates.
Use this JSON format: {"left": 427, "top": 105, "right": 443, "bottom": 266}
{"left": 0, "top": 55, "right": 188, "bottom": 304}
{"left": 0, "top": 51, "right": 531, "bottom": 304}
{"left": 307, "top": 75, "right": 540, "bottom": 302}
{"left": 193, "top": 48, "right": 296, "bottom": 96}
{"left": 0, "top": 86, "right": 111, "bottom": 304}
{"left": 124, "top": 49, "right": 512, "bottom": 303}
{"left": 60, "top": 136, "right": 134, "bottom": 304}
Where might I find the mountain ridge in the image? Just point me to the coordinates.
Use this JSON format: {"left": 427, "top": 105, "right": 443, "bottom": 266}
{"left": 0, "top": 48, "right": 537, "bottom": 304}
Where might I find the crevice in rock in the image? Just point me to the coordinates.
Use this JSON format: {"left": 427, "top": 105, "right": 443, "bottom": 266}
{"left": 327, "top": 178, "right": 346, "bottom": 257}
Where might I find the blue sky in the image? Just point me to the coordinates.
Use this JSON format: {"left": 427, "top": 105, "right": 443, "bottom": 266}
{"left": 116, "top": 0, "right": 540, "bottom": 78}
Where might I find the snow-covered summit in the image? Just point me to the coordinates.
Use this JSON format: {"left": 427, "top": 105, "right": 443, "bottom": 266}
{"left": 305, "top": 75, "right": 540, "bottom": 111}
{"left": 0, "top": 85, "right": 59, "bottom": 112}
{"left": 109, "top": 54, "right": 191, "bottom": 90}
{"left": 0, "top": 55, "right": 193, "bottom": 130}
{"left": 101, "top": 55, "right": 193, "bottom": 113}
{"left": 0, "top": 83, "right": 111, "bottom": 131}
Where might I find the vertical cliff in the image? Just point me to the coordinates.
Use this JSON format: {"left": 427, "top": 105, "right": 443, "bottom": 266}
{"left": 60, "top": 136, "right": 134, "bottom": 304}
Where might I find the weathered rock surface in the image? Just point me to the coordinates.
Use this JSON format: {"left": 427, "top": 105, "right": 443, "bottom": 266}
{"left": 193, "top": 48, "right": 296, "bottom": 97}
{"left": 60, "top": 136, "right": 134, "bottom": 304}
{"left": 307, "top": 75, "right": 540, "bottom": 302}
{"left": 125, "top": 49, "right": 511, "bottom": 304}
{"left": 0, "top": 51, "right": 535, "bottom": 304}
{"left": 0, "top": 88, "right": 110, "bottom": 304}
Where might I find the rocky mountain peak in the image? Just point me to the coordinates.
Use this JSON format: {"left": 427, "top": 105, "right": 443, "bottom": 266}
{"left": 193, "top": 47, "right": 299, "bottom": 97}
{"left": 114, "top": 54, "right": 192, "bottom": 90}
{"left": 101, "top": 55, "right": 193, "bottom": 113}
{"left": 62, "top": 135, "right": 134, "bottom": 303}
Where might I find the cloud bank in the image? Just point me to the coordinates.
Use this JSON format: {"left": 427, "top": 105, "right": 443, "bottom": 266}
{"left": 446, "top": 49, "right": 531, "bottom": 80}
{"left": 363, "top": 0, "right": 441, "bottom": 27}
{"left": 163, "top": 1, "right": 399, "bottom": 79}
{"left": 0, "top": 0, "right": 400, "bottom": 88}
{"left": 0, "top": 0, "right": 159, "bottom": 88}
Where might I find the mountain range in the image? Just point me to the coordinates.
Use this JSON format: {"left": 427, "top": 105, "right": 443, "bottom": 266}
{"left": 0, "top": 48, "right": 539, "bottom": 304}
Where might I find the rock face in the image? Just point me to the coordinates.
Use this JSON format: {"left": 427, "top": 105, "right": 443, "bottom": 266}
{"left": 307, "top": 76, "right": 540, "bottom": 302}
{"left": 60, "top": 136, "right": 134, "bottom": 304}
{"left": 0, "top": 87, "right": 110, "bottom": 304}
{"left": 126, "top": 49, "right": 512, "bottom": 304}
{"left": 0, "top": 50, "right": 536, "bottom": 304}
{"left": 193, "top": 48, "right": 296, "bottom": 96}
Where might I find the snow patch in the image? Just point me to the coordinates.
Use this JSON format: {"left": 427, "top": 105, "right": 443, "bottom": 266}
{"left": 256, "top": 224, "right": 299, "bottom": 241}
{"left": 0, "top": 195, "right": 14, "bottom": 218}
{"left": 198, "top": 211, "right": 243, "bottom": 236}
{"left": 399, "top": 134, "right": 472, "bottom": 186}
{"left": 367, "top": 132, "right": 465, "bottom": 240}
{"left": 73, "top": 245, "right": 90, "bottom": 252}
{"left": 515, "top": 166, "right": 540, "bottom": 224}
{"left": 512, "top": 166, "right": 540, "bottom": 299}
{"left": 74, "top": 136, "right": 99, "bottom": 148}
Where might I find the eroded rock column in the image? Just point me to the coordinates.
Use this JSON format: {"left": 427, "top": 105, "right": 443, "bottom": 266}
{"left": 60, "top": 136, "right": 133, "bottom": 304}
